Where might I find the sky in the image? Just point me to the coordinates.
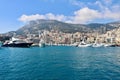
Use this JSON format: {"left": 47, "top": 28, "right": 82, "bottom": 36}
{"left": 0, "top": 0, "right": 120, "bottom": 33}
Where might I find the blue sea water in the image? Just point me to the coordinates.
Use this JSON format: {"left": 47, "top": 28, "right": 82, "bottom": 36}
{"left": 0, "top": 46, "right": 120, "bottom": 80}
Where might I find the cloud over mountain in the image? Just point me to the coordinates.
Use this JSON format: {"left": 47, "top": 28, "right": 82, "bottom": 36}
{"left": 72, "top": 7, "right": 101, "bottom": 23}
{"left": 19, "top": 0, "right": 120, "bottom": 24}
{"left": 19, "top": 13, "right": 67, "bottom": 22}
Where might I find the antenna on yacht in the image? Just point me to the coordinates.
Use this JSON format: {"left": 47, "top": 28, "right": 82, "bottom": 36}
{"left": 38, "top": 30, "right": 41, "bottom": 38}
{"left": 13, "top": 32, "right": 16, "bottom": 37}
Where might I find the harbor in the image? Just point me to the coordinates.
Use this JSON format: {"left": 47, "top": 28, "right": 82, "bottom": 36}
{"left": 0, "top": 28, "right": 120, "bottom": 48}
{"left": 0, "top": 0, "right": 120, "bottom": 79}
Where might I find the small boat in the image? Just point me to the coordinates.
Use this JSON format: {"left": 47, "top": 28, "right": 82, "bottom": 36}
{"left": 39, "top": 39, "right": 45, "bottom": 47}
{"left": 31, "top": 43, "right": 39, "bottom": 47}
{"left": 70, "top": 42, "right": 79, "bottom": 47}
{"left": 0, "top": 41, "right": 2, "bottom": 46}
{"left": 78, "top": 40, "right": 92, "bottom": 47}
{"left": 104, "top": 44, "right": 116, "bottom": 47}
{"left": 0, "top": 42, "right": 2, "bottom": 48}
{"left": 92, "top": 43, "right": 103, "bottom": 47}
{"left": 104, "top": 36, "right": 117, "bottom": 47}
{"left": 92, "top": 35, "right": 103, "bottom": 47}
{"left": 2, "top": 37, "right": 33, "bottom": 47}
{"left": 117, "top": 44, "right": 120, "bottom": 47}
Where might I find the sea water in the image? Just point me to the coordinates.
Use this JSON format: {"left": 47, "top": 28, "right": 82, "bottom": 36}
{"left": 0, "top": 46, "right": 120, "bottom": 80}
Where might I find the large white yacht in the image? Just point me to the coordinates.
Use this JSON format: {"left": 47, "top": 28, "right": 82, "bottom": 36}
{"left": 2, "top": 37, "right": 33, "bottom": 47}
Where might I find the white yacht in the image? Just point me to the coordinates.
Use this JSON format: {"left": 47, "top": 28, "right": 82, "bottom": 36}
{"left": 92, "top": 40, "right": 103, "bottom": 47}
{"left": 104, "top": 44, "right": 114, "bottom": 47}
{"left": 78, "top": 40, "right": 92, "bottom": 47}
{"left": 39, "top": 39, "right": 45, "bottom": 47}
{"left": 2, "top": 37, "right": 33, "bottom": 47}
{"left": 92, "top": 35, "right": 104, "bottom": 47}
{"left": 104, "top": 37, "right": 116, "bottom": 47}
{"left": 70, "top": 42, "right": 79, "bottom": 47}
{"left": 92, "top": 43, "right": 103, "bottom": 47}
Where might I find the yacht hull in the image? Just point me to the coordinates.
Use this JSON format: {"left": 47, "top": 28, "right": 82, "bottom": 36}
{"left": 39, "top": 43, "right": 45, "bottom": 47}
{"left": 78, "top": 44, "right": 92, "bottom": 47}
{"left": 2, "top": 43, "right": 33, "bottom": 47}
{"left": 92, "top": 43, "right": 104, "bottom": 47}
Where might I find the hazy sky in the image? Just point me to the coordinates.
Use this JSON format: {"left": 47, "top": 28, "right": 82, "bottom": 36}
{"left": 0, "top": 0, "right": 120, "bottom": 33}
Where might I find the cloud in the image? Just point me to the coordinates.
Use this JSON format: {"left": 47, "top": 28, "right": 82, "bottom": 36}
{"left": 19, "top": 6, "right": 120, "bottom": 24}
{"left": 111, "top": 5, "right": 120, "bottom": 12}
{"left": 72, "top": 7, "right": 102, "bottom": 23}
{"left": 95, "top": 1, "right": 105, "bottom": 10}
{"left": 45, "top": 13, "right": 67, "bottom": 21}
{"left": 103, "top": 8, "right": 120, "bottom": 20}
{"left": 72, "top": 7, "right": 120, "bottom": 23}
{"left": 19, "top": 14, "right": 45, "bottom": 22}
{"left": 19, "top": 13, "right": 67, "bottom": 22}
{"left": 70, "top": 0, "right": 86, "bottom": 8}
{"left": 19, "top": 7, "right": 102, "bottom": 24}
{"left": 103, "top": 0, "right": 112, "bottom": 5}
{"left": 69, "top": 0, "right": 120, "bottom": 23}
{"left": 19, "top": 2, "right": 120, "bottom": 24}
{"left": 94, "top": 0, "right": 120, "bottom": 20}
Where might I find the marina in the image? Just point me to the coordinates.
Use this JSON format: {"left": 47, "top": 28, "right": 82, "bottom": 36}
{"left": 0, "top": 0, "right": 120, "bottom": 80}
{"left": 1, "top": 29, "right": 120, "bottom": 48}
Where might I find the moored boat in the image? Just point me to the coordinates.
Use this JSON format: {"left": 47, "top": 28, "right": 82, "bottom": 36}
{"left": 78, "top": 40, "right": 92, "bottom": 47}
{"left": 92, "top": 36, "right": 103, "bottom": 47}
{"left": 104, "top": 44, "right": 116, "bottom": 47}
{"left": 92, "top": 43, "right": 103, "bottom": 47}
{"left": 39, "top": 39, "right": 45, "bottom": 47}
{"left": 2, "top": 37, "right": 33, "bottom": 47}
{"left": 70, "top": 42, "right": 79, "bottom": 47}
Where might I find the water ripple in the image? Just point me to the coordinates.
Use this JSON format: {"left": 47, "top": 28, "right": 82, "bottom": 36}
{"left": 0, "top": 47, "right": 120, "bottom": 80}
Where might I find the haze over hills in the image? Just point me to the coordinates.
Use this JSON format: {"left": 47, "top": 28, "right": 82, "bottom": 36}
{"left": 4, "top": 19, "right": 120, "bottom": 36}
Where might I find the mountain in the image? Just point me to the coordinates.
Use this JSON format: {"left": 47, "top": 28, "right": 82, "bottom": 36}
{"left": 16, "top": 20, "right": 92, "bottom": 35}
{"left": 107, "top": 21, "right": 120, "bottom": 28}
{"left": 5, "top": 20, "right": 120, "bottom": 36}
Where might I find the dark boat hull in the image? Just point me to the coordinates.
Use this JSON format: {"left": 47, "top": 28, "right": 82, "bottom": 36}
{"left": 2, "top": 43, "right": 33, "bottom": 47}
